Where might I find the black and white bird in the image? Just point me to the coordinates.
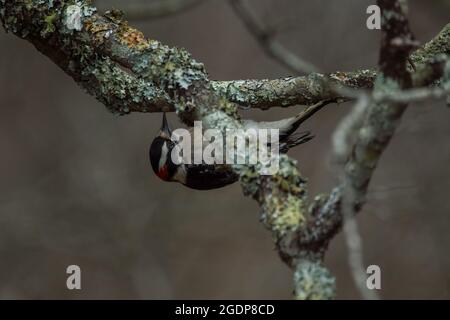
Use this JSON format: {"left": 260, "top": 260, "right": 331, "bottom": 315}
{"left": 149, "top": 100, "right": 333, "bottom": 190}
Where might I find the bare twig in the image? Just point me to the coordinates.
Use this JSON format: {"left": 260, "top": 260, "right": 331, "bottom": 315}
{"left": 228, "top": 0, "right": 319, "bottom": 74}
{"left": 332, "top": 95, "right": 370, "bottom": 162}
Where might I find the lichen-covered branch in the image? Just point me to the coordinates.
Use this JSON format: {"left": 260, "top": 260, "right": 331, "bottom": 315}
{"left": 1, "top": 0, "right": 449, "bottom": 300}
{"left": 330, "top": 0, "right": 418, "bottom": 300}
{"left": 212, "top": 70, "right": 376, "bottom": 110}
{"left": 213, "top": 47, "right": 449, "bottom": 110}
{"left": 0, "top": 2, "right": 174, "bottom": 114}
{"left": 346, "top": 0, "right": 416, "bottom": 206}
{"left": 2, "top": 0, "right": 447, "bottom": 115}
{"left": 226, "top": 0, "right": 449, "bottom": 111}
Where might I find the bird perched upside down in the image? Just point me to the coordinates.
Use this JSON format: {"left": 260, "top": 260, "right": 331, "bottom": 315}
{"left": 149, "top": 100, "right": 334, "bottom": 190}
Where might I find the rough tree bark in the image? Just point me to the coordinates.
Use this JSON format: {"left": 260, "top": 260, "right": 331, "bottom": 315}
{"left": 1, "top": 0, "right": 449, "bottom": 299}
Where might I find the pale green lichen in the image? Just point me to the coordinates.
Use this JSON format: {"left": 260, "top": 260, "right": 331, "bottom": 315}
{"left": 217, "top": 97, "right": 240, "bottom": 120}
{"left": 239, "top": 155, "right": 308, "bottom": 239}
{"left": 294, "top": 261, "right": 336, "bottom": 300}
{"left": 263, "top": 193, "right": 306, "bottom": 237}
{"left": 411, "top": 23, "right": 450, "bottom": 66}
{"left": 1, "top": 0, "right": 337, "bottom": 300}
{"left": 65, "top": 4, "right": 83, "bottom": 31}
{"left": 40, "top": 12, "right": 56, "bottom": 37}
{"left": 239, "top": 165, "right": 261, "bottom": 197}
{"left": 411, "top": 54, "right": 448, "bottom": 86}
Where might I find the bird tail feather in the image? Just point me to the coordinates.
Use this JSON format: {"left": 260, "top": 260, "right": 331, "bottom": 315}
{"left": 280, "top": 131, "right": 314, "bottom": 153}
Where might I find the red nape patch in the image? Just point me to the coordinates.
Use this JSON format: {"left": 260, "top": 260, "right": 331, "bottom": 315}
{"left": 157, "top": 165, "right": 169, "bottom": 181}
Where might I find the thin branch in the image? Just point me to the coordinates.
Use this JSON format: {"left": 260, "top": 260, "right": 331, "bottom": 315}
{"left": 333, "top": 0, "right": 415, "bottom": 300}
{"left": 374, "top": 84, "right": 450, "bottom": 103}
{"left": 332, "top": 95, "right": 370, "bottom": 163}
{"left": 212, "top": 70, "right": 376, "bottom": 109}
{"left": 332, "top": 95, "right": 379, "bottom": 300}
{"left": 228, "top": 0, "right": 319, "bottom": 74}
{"left": 227, "top": 0, "right": 448, "bottom": 112}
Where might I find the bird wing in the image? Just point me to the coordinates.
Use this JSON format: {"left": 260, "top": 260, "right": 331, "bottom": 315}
{"left": 184, "top": 163, "right": 238, "bottom": 190}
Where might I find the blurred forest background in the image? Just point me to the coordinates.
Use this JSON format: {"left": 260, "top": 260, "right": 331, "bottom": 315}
{"left": 0, "top": 0, "right": 449, "bottom": 299}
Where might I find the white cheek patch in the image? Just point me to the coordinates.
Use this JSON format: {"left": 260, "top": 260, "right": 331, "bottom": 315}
{"left": 159, "top": 142, "right": 169, "bottom": 169}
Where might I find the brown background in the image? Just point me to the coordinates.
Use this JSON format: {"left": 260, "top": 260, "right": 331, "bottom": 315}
{"left": 0, "top": 0, "right": 449, "bottom": 299}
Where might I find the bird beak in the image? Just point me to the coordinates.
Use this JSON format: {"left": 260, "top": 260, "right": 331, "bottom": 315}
{"left": 159, "top": 112, "right": 172, "bottom": 139}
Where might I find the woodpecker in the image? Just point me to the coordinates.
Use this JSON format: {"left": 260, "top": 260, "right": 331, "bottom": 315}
{"left": 149, "top": 100, "right": 334, "bottom": 190}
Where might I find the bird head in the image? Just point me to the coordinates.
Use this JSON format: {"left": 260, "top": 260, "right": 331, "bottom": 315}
{"left": 149, "top": 113, "right": 178, "bottom": 182}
